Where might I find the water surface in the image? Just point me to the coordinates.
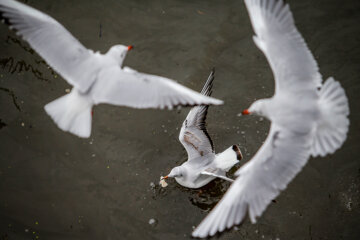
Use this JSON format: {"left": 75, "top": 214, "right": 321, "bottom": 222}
{"left": 0, "top": 0, "right": 359, "bottom": 239}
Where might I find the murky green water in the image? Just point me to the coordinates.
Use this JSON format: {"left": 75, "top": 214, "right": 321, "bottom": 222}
{"left": 0, "top": 0, "right": 359, "bottom": 239}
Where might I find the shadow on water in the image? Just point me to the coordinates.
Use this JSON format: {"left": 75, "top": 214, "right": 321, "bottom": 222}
{"left": 187, "top": 165, "right": 241, "bottom": 211}
{"left": 187, "top": 179, "right": 232, "bottom": 211}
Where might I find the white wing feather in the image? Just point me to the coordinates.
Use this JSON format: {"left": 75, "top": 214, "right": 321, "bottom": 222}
{"left": 200, "top": 170, "right": 234, "bottom": 183}
{"left": 192, "top": 125, "right": 312, "bottom": 237}
{"left": 91, "top": 67, "right": 223, "bottom": 109}
{"left": 179, "top": 70, "right": 216, "bottom": 160}
{"left": 0, "top": 0, "right": 100, "bottom": 92}
{"left": 245, "top": 0, "right": 322, "bottom": 94}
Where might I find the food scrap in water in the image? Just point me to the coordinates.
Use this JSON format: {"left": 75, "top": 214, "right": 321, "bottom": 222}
{"left": 159, "top": 176, "right": 168, "bottom": 188}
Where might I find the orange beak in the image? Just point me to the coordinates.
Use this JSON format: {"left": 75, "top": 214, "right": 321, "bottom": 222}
{"left": 162, "top": 176, "right": 169, "bottom": 180}
{"left": 242, "top": 109, "right": 250, "bottom": 115}
{"left": 127, "top": 45, "right": 134, "bottom": 51}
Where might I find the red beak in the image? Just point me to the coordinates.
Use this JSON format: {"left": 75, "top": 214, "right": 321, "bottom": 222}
{"left": 162, "top": 176, "right": 169, "bottom": 179}
{"left": 127, "top": 45, "right": 133, "bottom": 51}
{"left": 242, "top": 109, "right": 250, "bottom": 115}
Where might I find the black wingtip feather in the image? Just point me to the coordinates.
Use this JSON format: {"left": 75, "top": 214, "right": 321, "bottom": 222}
{"left": 198, "top": 69, "right": 217, "bottom": 151}
{"left": 200, "top": 68, "right": 215, "bottom": 96}
{"left": 232, "top": 145, "right": 243, "bottom": 160}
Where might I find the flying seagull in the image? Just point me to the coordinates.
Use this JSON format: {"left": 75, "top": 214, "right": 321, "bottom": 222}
{"left": 0, "top": 0, "right": 223, "bottom": 138}
{"left": 161, "top": 69, "right": 243, "bottom": 188}
{"left": 192, "top": 0, "right": 349, "bottom": 237}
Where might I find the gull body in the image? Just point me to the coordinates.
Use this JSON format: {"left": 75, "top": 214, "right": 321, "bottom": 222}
{"left": 192, "top": 0, "right": 349, "bottom": 237}
{"left": 0, "top": 0, "right": 223, "bottom": 138}
{"left": 165, "top": 70, "right": 243, "bottom": 189}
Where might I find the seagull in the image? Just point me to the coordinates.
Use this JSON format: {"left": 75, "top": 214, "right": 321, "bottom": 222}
{"left": 161, "top": 69, "right": 243, "bottom": 189}
{"left": 0, "top": 0, "right": 223, "bottom": 138}
{"left": 192, "top": 0, "right": 349, "bottom": 237}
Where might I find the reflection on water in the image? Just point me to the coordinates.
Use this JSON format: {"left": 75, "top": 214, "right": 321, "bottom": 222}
{"left": 187, "top": 180, "right": 231, "bottom": 211}
{"left": 152, "top": 178, "right": 232, "bottom": 211}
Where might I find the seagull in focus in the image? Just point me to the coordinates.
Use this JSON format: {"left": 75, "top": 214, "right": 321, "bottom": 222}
{"left": 161, "top": 69, "right": 243, "bottom": 189}
{"left": 0, "top": 0, "right": 223, "bottom": 138}
{"left": 192, "top": 0, "right": 349, "bottom": 237}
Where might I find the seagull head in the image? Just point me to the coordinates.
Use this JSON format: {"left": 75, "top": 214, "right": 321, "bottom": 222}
{"left": 162, "top": 166, "right": 185, "bottom": 180}
{"left": 107, "top": 44, "right": 134, "bottom": 67}
{"left": 242, "top": 98, "right": 271, "bottom": 118}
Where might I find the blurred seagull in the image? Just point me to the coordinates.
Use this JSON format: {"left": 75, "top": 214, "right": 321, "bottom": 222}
{"left": 0, "top": 0, "right": 223, "bottom": 138}
{"left": 192, "top": 0, "right": 349, "bottom": 237}
{"left": 161, "top": 69, "right": 243, "bottom": 188}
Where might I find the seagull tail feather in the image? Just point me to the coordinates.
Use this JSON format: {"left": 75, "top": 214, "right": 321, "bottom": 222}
{"left": 44, "top": 90, "right": 93, "bottom": 138}
{"left": 214, "top": 145, "right": 242, "bottom": 172}
{"left": 311, "top": 77, "right": 349, "bottom": 157}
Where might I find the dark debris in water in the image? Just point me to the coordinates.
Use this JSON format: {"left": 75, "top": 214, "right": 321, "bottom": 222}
{"left": 0, "top": 57, "right": 50, "bottom": 82}
{"left": 0, "top": 87, "right": 21, "bottom": 111}
{"left": 0, "top": 35, "right": 57, "bottom": 81}
{"left": 6, "top": 35, "right": 35, "bottom": 55}
{"left": 0, "top": 119, "right": 6, "bottom": 129}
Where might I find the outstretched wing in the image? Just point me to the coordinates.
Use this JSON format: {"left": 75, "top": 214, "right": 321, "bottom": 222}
{"left": 192, "top": 124, "right": 312, "bottom": 238}
{"left": 92, "top": 67, "right": 223, "bottom": 109}
{"left": 0, "top": 0, "right": 99, "bottom": 92}
{"left": 246, "top": 0, "right": 322, "bottom": 94}
{"left": 178, "top": 70, "right": 216, "bottom": 160}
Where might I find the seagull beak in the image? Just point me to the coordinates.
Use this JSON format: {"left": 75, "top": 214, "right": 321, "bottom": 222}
{"left": 161, "top": 176, "right": 169, "bottom": 180}
{"left": 242, "top": 109, "right": 250, "bottom": 115}
{"left": 127, "top": 45, "right": 134, "bottom": 51}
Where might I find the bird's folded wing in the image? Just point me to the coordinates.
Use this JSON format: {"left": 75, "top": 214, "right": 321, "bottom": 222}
{"left": 179, "top": 70, "right": 216, "bottom": 160}
{"left": 192, "top": 124, "right": 312, "bottom": 238}
{"left": 0, "top": 0, "right": 99, "bottom": 92}
{"left": 245, "top": 0, "right": 322, "bottom": 94}
{"left": 92, "top": 67, "right": 223, "bottom": 109}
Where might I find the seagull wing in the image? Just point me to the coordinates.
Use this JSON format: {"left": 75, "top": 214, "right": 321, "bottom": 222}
{"left": 0, "top": 0, "right": 99, "bottom": 92}
{"left": 192, "top": 124, "right": 312, "bottom": 238}
{"left": 246, "top": 0, "right": 322, "bottom": 94}
{"left": 201, "top": 169, "right": 234, "bottom": 183}
{"left": 178, "top": 70, "right": 216, "bottom": 160}
{"left": 91, "top": 67, "right": 223, "bottom": 109}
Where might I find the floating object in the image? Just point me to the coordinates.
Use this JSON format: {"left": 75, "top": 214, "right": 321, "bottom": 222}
{"left": 159, "top": 177, "right": 168, "bottom": 188}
